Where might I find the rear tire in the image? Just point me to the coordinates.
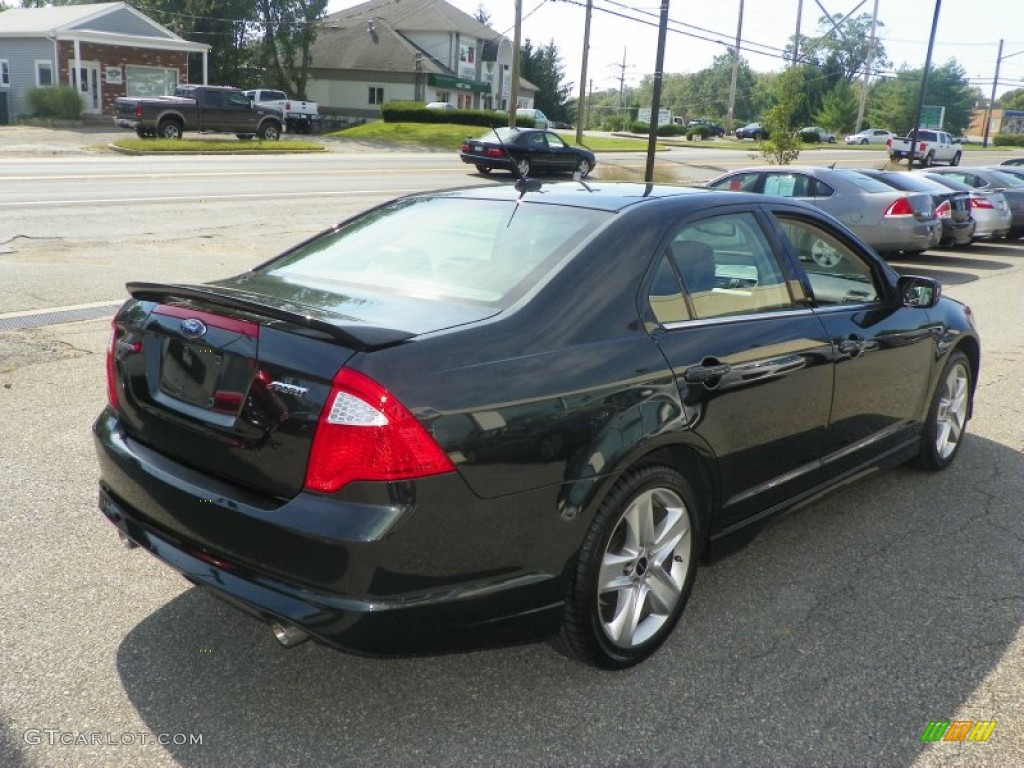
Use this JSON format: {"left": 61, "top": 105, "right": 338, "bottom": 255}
{"left": 861, "top": 138, "right": 869, "bottom": 145}
{"left": 515, "top": 157, "right": 532, "bottom": 177}
{"left": 950, "top": 151, "right": 962, "bottom": 166}
{"left": 913, "top": 350, "right": 972, "bottom": 471}
{"left": 561, "top": 465, "right": 699, "bottom": 668}
{"left": 921, "top": 152, "right": 934, "bottom": 168}
{"left": 575, "top": 158, "right": 591, "bottom": 178}
{"left": 475, "top": 165, "right": 493, "bottom": 174}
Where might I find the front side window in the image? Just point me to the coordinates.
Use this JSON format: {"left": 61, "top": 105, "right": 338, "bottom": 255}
{"left": 35, "top": 60, "right": 53, "bottom": 87}
{"left": 664, "top": 212, "right": 795, "bottom": 320}
{"left": 774, "top": 215, "right": 881, "bottom": 306}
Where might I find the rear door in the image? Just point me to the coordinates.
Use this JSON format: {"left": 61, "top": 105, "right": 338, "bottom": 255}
{"left": 646, "top": 207, "right": 834, "bottom": 526}
{"left": 543, "top": 131, "right": 578, "bottom": 172}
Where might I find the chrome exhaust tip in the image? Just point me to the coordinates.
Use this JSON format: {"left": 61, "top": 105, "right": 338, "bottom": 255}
{"left": 118, "top": 532, "right": 139, "bottom": 550}
{"left": 270, "top": 621, "right": 309, "bottom": 648}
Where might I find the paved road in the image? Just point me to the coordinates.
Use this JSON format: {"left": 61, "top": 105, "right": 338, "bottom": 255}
{"left": 0, "top": 151, "right": 1021, "bottom": 767}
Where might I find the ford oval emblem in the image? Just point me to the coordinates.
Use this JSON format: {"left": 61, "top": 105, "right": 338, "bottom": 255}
{"left": 180, "top": 318, "right": 208, "bottom": 339}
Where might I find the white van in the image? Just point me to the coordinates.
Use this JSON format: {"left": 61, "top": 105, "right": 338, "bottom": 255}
{"left": 515, "top": 108, "right": 549, "bottom": 129}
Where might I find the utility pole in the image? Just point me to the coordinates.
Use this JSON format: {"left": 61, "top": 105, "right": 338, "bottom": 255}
{"left": 576, "top": 0, "right": 593, "bottom": 144}
{"left": 617, "top": 47, "right": 628, "bottom": 129}
{"left": 793, "top": 0, "right": 802, "bottom": 65}
{"left": 509, "top": 0, "right": 522, "bottom": 128}
{"left": 908, "top": 0, "right": 942, "bottom": 167}
{"left": 854, "top": 0, "right": 880, "bottom": 133}
{"left": 983, "top": 39, "right": 1005, "bottom": 148}
{"left": 726, "top": 0, "right": 744, "bottom": 132}
{"left": 645, "top": 0, "right": 671, "bottom": 183}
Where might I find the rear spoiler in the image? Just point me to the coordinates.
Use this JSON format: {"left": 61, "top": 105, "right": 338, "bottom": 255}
{"left": 126, "top": 282, "right": 415, "bottom": 351}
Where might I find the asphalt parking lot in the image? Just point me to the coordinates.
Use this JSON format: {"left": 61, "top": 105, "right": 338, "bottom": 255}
{"left": 0, "top": 137, "right": 1022, "bottom": 766}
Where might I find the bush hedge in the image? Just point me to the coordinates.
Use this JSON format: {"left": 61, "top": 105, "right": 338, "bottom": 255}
{"left": 380, "top": 101, "right": 535, "bottom": 128}
{"left": 686, "top": 125, "right": 711, "bottom": 140}
{"left": 993, "top": 133, "right": 1024, "bottom": 147}
{"left": 657, "top": 123, "right": 685, "bottom": 136}
{"left": 25, "top": 86, "right": 83, "bottom": 120}
{"left": 800, "top": 129, "right": 822, "bottom": 143}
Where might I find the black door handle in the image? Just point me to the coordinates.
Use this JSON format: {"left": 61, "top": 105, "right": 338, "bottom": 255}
{"left": 838, "top": 336, "right": 867, "bottom": 357}
{"left": 683, "top": 363, "right": 732, "bottom": 384}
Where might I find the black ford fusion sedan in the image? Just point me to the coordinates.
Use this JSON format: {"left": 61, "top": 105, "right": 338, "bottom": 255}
{"left": 459, "top": 127, "right": 596, "bottom": 178}
{"left": 95, "top": 182, "right": 979, "bottom": 668}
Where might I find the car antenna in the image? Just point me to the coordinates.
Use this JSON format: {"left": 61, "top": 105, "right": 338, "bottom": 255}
{"left": 829, "top": 161, "right": 837, "bottom": 170}
{"left": 489, "top": 123, "right": 541, "bottom": 196}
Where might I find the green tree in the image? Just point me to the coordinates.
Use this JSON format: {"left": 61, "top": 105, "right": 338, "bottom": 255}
{"left": 813, "top": 79, "right": 859, "bottom": 133}
{"left": 520, "top": 39, "right": 573, "bottom": 123}
{"left": 254, "top": 0, "right": 328, "bottom": 98}
{"left": 997, "top": 88, "right": 1024, "bottom": 110}
{"left": 868, "top": 59, "right": 976, "bottom": 136}
{"left": 685, "top": 49, "right": 756, "bottom": 122}
{"left": 759, "top": 66, "right": 804, "bottom": 164}
{"left": 788, "top": 13, "right": 889, "bottom": 83}
{"left": 473, "top": 4, "right": 490, "bottom": 26}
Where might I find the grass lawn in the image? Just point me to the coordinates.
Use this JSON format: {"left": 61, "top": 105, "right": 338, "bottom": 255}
{"left": 327, "top": 122, "right": 657, "bottom": 152}
{"left": 112, "top": 137, "right": 325, "bottom": 152}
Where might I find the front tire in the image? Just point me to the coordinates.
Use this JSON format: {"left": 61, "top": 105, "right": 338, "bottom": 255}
{"left": 561, "top": 466, "right": 699, "bottom": 668}
{"left": 914, "top": 350, "right": 972, "bottom": 471}
{"left": 258, "top": 122, "right": 281, "bottom": 141}
{"left": 861, "top": 138, "right": 869, "bottom": 145}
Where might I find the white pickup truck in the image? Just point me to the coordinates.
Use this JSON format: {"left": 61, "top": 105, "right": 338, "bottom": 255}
{"left": 243, "top": 89, "right": 320, "bottom": 134}
{"left": 887, "top": 129, "right": 962, "bottom": 167}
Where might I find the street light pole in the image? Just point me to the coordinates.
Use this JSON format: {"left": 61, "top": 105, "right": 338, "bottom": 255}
{"left": 907, "top": 0, "right": 942, "bottom": 168}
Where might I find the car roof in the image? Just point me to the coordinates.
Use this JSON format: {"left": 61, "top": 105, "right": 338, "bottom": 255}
{"left": 419, "top": 181, "right": 761, "bottom": 214}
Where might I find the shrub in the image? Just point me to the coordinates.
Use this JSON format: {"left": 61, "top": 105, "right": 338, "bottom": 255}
{"left": 800, "top": 129, "right": 821, "bottom": 143}
{"left": 993, "top": 133, "right": 1024, "bottom": 147}
{"left": 657, "top": 123, "right": 685, "bottom": 136}
{"left": 630, "top": 121, "right": 650, "bottom": 133}
{"left": 25, "top": 86, "right": 82, "bottom": 120}
{"left": 380, "top": 101, "right": 511, "bottom": 128}
{"left": 686, "top": 125, "right": 711, "bottom": 140}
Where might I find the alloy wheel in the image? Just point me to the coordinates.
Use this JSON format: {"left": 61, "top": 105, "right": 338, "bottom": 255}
{"left": 934, "top": 361, "right": 969, "bottom": 460}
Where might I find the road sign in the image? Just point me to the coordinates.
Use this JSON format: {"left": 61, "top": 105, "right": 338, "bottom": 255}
{"left": 920, "top": 105, "right": 946, "bottom": 129}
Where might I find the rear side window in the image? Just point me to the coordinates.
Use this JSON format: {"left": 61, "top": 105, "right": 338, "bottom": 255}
{"left": 263, "top": 197, "right": 610, "bottom": 305}
{"left": 708, "top": 172, "right": 761, "bottom": 193}
{"left": 661, "top": 212, "right": 794, "bottom": 320}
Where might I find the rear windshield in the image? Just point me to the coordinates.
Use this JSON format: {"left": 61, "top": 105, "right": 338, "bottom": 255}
{"left": 872, "top": 173, "right": 942, "bottom": 193}
{"left": 922, "top": 174, "right": 972, "bottom": 192}
{"left": 262, "top": 197, "right": 610, "bottom": 305}
{"left": 831, "top": 169, "right": 894, "bottom": 193}
{"left": 986, "top": 169, "right": 1024, "bottom": 188}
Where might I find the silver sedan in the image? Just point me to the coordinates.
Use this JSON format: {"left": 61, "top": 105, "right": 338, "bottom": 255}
{"left": 707, "top": 166, "right": 942, "bottom": 256}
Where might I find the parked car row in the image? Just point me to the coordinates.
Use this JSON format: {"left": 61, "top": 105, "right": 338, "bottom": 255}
{"left": 706, "top": 165, "right": 1022, "bottom": 256}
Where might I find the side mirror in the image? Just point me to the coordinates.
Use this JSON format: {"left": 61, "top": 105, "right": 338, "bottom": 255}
{"left": 898, "top": 275, "right": 941, "bottom": 308}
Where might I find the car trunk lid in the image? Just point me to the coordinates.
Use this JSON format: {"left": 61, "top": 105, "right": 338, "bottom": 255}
{"left": 109, "top": 281, "right": 496, "bottom": 499}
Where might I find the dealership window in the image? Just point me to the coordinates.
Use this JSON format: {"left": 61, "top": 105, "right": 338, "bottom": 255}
{"left": 368, "top": 87, "right": 384, "bottom": 105}
{"left": 1, "top": 60, "right": 10, "bottom": 87}
{"left": 35, "top": 60, "right": 53, "bottom": 87}
{"left": 436, "top": 90, "right": 450, "bottom": 103}
{"left": 125, "top": 65, "right": 178, "bottom": 98}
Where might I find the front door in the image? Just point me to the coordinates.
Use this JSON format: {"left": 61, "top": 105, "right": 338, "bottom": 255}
{"left": 75, "top": 62, "right": 101, "bottom": 114}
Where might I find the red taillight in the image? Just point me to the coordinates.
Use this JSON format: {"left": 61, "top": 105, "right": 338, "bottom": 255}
{"left": 285, "top": 101, "right": 291, "bottom": 111}
{"left": 106, "top": 320, "right": 121, "bottom": 410}
{"left": 970, "top": 196, "right": 995, "bottom": 210}
{"left": 919, "top": 142, "right": 927, "bottom": 152}
{"left": 304, "top": 368, "right": 456, "bottom": 492}
{"left": 135, "top": 105, "right": 143, "bottom": 118}
{"left": 884, "top": 197, "right": 915, "bottom": 217}
{"left": 935, "top": 199, "right": 952, "bottom": 219}
{"left": 886, "top": 138, "right": 892, "bottom": 147}
{"left": 484, "top": 147, "right": 505, "bottom": 158}
{"left": 460, "top": 142, "right": 471, "bottom": 152}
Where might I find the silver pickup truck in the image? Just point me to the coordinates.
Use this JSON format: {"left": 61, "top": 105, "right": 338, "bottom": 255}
{"left": 887, "top": 129, "right": 963, "bottom": 167}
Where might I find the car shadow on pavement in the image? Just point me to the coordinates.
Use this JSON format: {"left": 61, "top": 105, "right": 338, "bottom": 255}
{"left": 112, "top": 433, "right": 1023, "bottom": 767}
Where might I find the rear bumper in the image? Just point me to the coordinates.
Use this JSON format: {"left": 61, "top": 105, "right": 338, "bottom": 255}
{"left": 940, "top": 218, "right": 975, "bottom": 246}
{"left": 459, "top": 152, "right": 514, "bottom": 171}
{"left": 113, "top": 117, "right": 139, "bottom": 130}
{"left": 860, "top": 219, "right": 942, "bottom": 253}
{"left": 93, "top": 409, "right": 566, "bottom": 655}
